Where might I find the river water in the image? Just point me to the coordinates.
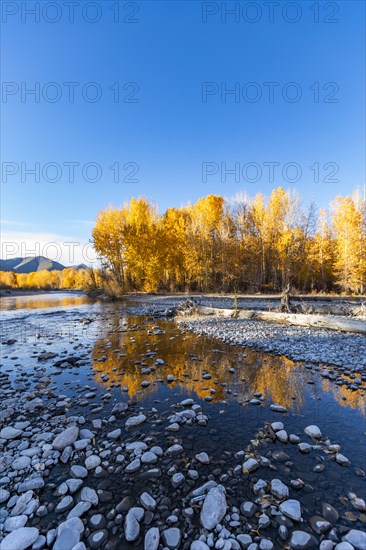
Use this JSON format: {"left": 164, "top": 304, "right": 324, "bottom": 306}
{"left": 1, "top": 291, "right": 365, "bottom": 547}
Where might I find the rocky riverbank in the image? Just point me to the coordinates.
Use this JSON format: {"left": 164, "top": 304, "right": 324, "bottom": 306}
{"left": 1, "top": 376, "right": 366, "bottom": 550}
{"left": 177, "top": 316, "right": 366, "bottom": 371}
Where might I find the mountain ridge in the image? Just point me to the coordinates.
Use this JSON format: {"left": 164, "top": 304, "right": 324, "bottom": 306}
{"left": 0, "top": 256, "right": 87, "bottom": 274}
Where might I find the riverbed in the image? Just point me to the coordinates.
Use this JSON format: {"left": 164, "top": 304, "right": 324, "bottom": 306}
{"left": 0, "top": 292, "right": 365, "bottom": 550}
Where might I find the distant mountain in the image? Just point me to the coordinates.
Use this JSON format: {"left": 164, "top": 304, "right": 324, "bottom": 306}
{"left": 0, "top": 256, "right": 87, "bottom": 274}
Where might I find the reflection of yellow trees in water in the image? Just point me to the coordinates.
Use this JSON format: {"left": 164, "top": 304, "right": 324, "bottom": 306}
{"left": 252, "top": 356, "right": 306, "bottom": 410}
{"left": 91, "top": 317, "right": 308, "bottom": 409}
{"left": 322, "top": 378, "right": 366, "bottom": 416}
{"left": 2, "top": 294, "right": 90, "bottom": 311}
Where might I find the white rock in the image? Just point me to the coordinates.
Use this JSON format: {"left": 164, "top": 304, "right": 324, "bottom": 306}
{"left": 191, "top": 542, "right": 210, "bottom": 550}
{"left": 279, "top": 499, "right": 302, "bottom": 522}
{"left": 0, "top": 427, "right": 23, "bottom": 440}
{"left": 271, "top": 479, "right": 289, "bottom": 499}
{"left": 144, "top": 527, "right": 160, "bottom": 550}
{"left": 276, "top": 430, "right": 288, "bottom": 443}
{"left": 80, "top": 487, "right": 98, "bottom": 506}
{"left": 126, "top": 441, "right": 147, "bottom": 452}
{"left": 125, "top": 458, "right": 141, "bottom": 473}
{"left": 124, "top": 510, "right": 140, "bottom": 542}
{"left": 166, "top": 444, "right": 183, "bottom": 455}
{"left": 343, "top": 530, "right": 366, "bottom": 550}
{"left": 85, "top": 455, "right": 101, "bottom": 470}
{"left": 125, "top": 414, "right": 146, "bottom": 429}
{"left": 141, "top": 452, "right": 157, "bottom": 464}
{"left": 304, "top": 425, "right": 322, "bottom": 439}
{"left": 52, "top": 426, "right": 79, "bottom": 450}
{"left": 242, "top": 458, "right": 259, "bottom": 473}
{"left": 12, "top": 457, "right": 31, "bottom": 471}
{"left": 200, "top": 485, "right": 227, "bottom": 530}
{"left": 271, "top": 422, "right": 284, "bottom": 432}
{"left": 140, "top": 492, "right": 156, "bottom": 511}
{"left": 0, "top": 527, "right": 39, "bottom": 550}
{"left": 336, "top": 453, "right": 350, "bottom": 466}
{"left": 289, "top": 530, "right": 317, "bottom": 549}
{"left": 4, "top": 515, "right": 28, "bottom": 532}
{"left": 196, "top": 452, "right": 210, "bottom": 464}
{"left": 161, "top": 527, "right": 181, "bottom": 549}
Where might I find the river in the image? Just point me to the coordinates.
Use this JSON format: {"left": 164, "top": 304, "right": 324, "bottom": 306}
{"left": 0, "top": 291, "right": 365, "bottom": 549}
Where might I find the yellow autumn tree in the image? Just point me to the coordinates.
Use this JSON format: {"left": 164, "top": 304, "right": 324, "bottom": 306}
{"left": 332, "top": 194, "right": 366, "bottom": 293}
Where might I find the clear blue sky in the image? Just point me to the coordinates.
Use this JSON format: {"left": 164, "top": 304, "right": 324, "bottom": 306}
{"left": 1, "top": 0, "right": 365, "bottom": 263}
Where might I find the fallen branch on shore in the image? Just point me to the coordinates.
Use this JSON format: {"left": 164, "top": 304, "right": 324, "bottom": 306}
{"left": 180, "top": 305, "right": 366, "bottom": 335}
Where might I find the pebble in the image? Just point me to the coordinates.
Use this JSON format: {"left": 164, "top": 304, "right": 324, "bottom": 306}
{"left": 276, "top": 430, "right": 288, "bottom": 443}
{"left": 0, "top": 527, "right": 39, "bottom": 550}
{"left": 343, "top": 530, "right": 366, "bottom": 549}
{"left": 56, "top": 495, "right": 74, "bottom": 513}
{"left": 304, "top": 425, "right": 322, "bottom": 439}
{"left": 270, "top": 404, "right": 287, "bottom": 413}
{"left": 125, "top": 458, "right": 141, "bottom": 473}
{"left": 70, "top": 465, "right": 88, "bottom": 478}
{"left": 336, "top": 453, "right": 350, "bottom": 466}
{"left": 271, "top": 422, "right": 284, "bottom": 431}
{"left": 242, "top": 458, "right": 259, "bottom": 473}
{"left": 4, "top": 515, "right": 28, "bottom": 532}
{"left": 289, "top": 530, "right": 317, "bottom": 549}
{"left": 85, "top": 455, "right": 101, "bottom": 470}
{"left": 124, "top": 509, "right": 140, "bottom": 542}
{"left": 144, "top": 526, "right": 160, "bottom": 550}
{"left": 67, "top": 501, "right": 91, "bottom": 519}
{"left": 191, "top": 542, "right": 210, "bottom": 550}
{"left": 80, "top": 487, "right": 99, "bottom": 506}
{"left": 172, "top": 473, "right": 185, "bottom": 488}
{"left": 52, "top": 426, "right": 79, "bottom": 450}
{"left": 11, "top": 457, "right": 31, "bottom": 471}
{"left": 141, "top": 452, "right": 158, "bottom": 464}
{"left": 161, "top": 527, "right": 182, "bottom": 549}
{"left": 107, "top": 429, "right": 121, "bottom": 439}
{"left": 166, "top": 444, "right": 183, "bottom": 455}
{"left": 279, "top": 499, "right": 302, "bottom": 522}
{"left": 125, "top": 414, "right": 147, "bottom": 429}
{"left": 0, "top": 427, "right": 23, "bottom": 440}
{"left": 140, "top": 492, "right": 157, "bottom": 510}
{"left": 271, "top": 479, "right": 289, "bottom": 499}
{"left": 88, "top": 529, "right": 108, "bottom": 549}
{"left": 196, "top": 452, "right": 210, "bottom": 464}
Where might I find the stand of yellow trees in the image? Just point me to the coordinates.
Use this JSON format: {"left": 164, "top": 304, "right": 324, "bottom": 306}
{"left": 0, "top": 268, "right": 101, "bottom": 291}
{"left": 92, "top": 187, "right": 366, "bottom": 295}
{"left": 1, "top": 188, "right": 364, "bottom": 295}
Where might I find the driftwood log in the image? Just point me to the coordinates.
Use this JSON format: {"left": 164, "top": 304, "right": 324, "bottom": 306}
{"left": 182, "top": 305, "right": 366, "bottom": 335}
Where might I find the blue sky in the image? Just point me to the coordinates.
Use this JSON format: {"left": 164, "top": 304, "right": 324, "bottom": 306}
{"left": 1, "top": 0, "right": 365, "bottom": 264}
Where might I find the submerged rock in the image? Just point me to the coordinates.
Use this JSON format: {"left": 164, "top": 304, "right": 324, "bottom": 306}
{"left": 125, "top": 414, "right": 146, "bottom": 429}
